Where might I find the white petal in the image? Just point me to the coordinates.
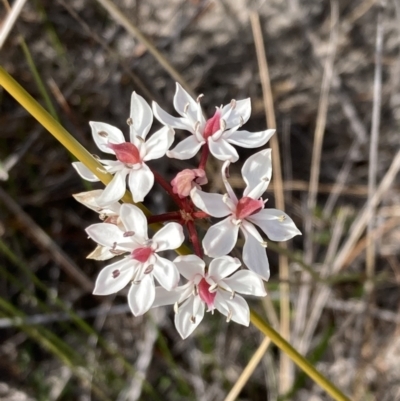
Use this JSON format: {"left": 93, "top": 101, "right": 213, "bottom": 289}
{"left": 90, "top": 121, "right": 125, "bottom": 154}
{"left": 203, "top": 217, "right": 239, "bottom": 258}
{"left": 190, "top": 188, "right": 230, "bottom": 217}
{"left": 143, "top": 126, "right": 174, "bottom": 161}
{"left": 208, "top": 137, "right": 239, "bottom": 162}
{"left": 248, "top": 209, "right": 302, "bottom": 241}
{"left": 96, "top": 169, "right": 129, "bottom": 206}
{"left": 86, "top": 222, "right": 127, "bottom": 249}
{"left": 241, "top": 220, "right": 264, "bottom": 243}
{"left": 153, "top": 222, "right": 184, "bottom": 251}
{"left": 167, "top": 136, "right": 203, "bottom": 160}
{"left": 175, "top": 296, "right": 205, "bottom": 339}
{"left": 72, "top": 162, "right": 100, "bottom": 182}
{"left": 173, "top": 83, "right": 204, "bottom": 125}
{"left": 153, "top": 255, "right": 179, "bottom": 290}
{"left": 119, "top": 203, "right": 148, "bottom": 240}
{"left": 225, "top": 128, "right": 275, "bottom": 149}
{"left": 220, "top": 98, "right": 251, "bottom": 129}
{"left": 73, "top": 189, "right": 104, "bottom": 212}
{"left": 127, "top": 164, "right": 154, "bottom": 203}
{"left": 223, "top": 270, "right": 267, "bottom": 296}
{"left": 87, "top": 245, "right": 117, "bottom": 261}
{"left": 241, "top": 149, "right": 272, "bottom": 198}
{"left": 152, "top": 101, "right": 194, "bottom": 132}
{"left": 173, "top": 255, "right": 205, "bottom": 280}
{"left": 208, "top": 256, "right": 241, "bottom": 281}
{"left": 215, "top": 291, "right": 249, "bottom": 326}
{"left": 129, "top": 92, "right": 153, "bottom": 140}
{"left": 152, "top": 286, "right": 182, "bottom": 308}
{"left": 93, "top": 258, "right": 133, "bottom": 295}
{"left": 221, "top": 161, "right": 238, "bottom": 204}
{"left": 128, "top": 274, "right": 155, "bottom": 316}
{"left": 242, "top": 230, "right": 270, "bottom": 280}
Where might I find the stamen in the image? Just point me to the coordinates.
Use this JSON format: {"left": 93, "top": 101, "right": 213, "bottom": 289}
{"left": 190, "top": 315, "right": 196, "bottom": 324}
{"left": 194, "top": 121, "right": 201, "bottom": 132}
{"left": 126, "top": 117, "right": 133, "bottom": 126}
{"left": 226, "top": 309, "right": 233, "bottom": 323}
{"left": 232, "top": 218, "right": 242, "bottom": 226}
{"left": 196, "top": 94, "right": 204, "bottom": 103}
{"left": 174, "top": 302, "right": 179, "bottom": 314}
{"left": 133, "top": 280, "right": 141, "bottom": 285}
{"left": 220, "top": 119, "right": 226, "bottom": 131}
{"left": 123, "top": 231, "right": 135, "bottom": 237}
{"left": 260, "top": 241, "right": 268, "bottom": 248}
{"left": 98, "top": 131, "right": 108, "bottom": 138}
{"left": 144, "top": 264, "right": 154, "bottom": 274}
{"left": 135, "top": 135, "right": 145, "bottom": 143}
{"left": 99, "top": 213, "right": 106, "bottom": 220}
{"left": 112, "top": 242, "right": 117, "bottom": 250}
{"left": 230, "top": 291, "right": 236, "bottom": 300}
{"left": 279, "top": 215, "right": 287, "bottom": 222}
{"left": 208, "top": 283, "right": 218, "bottom": 292}
{"left": 184, "top": 103, "right": 190, "bottom": 113}
{"left": 112, "top": 269, "right": 120, "bottom": 279}
{"left": 230, "top": 99, "right": 236, "bottom": 109}
{"left": 109, "top": 249, "right": 124, "bottom": 255}
{"left": 193, "top": 286, "right": 198, "bottom": 296}
{"left": 222, "top": 193, "right": 229, "bottom": 204}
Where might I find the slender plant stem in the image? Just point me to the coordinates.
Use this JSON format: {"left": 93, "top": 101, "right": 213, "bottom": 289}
{"left": 250, "top": 310, "right": 351, "bottom": 401}
{"left": 0, "top": 66, "right": 351, "bottom": 401}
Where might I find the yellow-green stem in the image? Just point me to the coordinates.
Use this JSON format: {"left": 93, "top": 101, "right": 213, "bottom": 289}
{"left": 0, "top": 66, "right": 351, "bottom": 401}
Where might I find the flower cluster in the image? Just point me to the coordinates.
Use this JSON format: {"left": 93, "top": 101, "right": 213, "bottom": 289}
{"left": 73, "top": 84, "right": 301, "bottom": 339}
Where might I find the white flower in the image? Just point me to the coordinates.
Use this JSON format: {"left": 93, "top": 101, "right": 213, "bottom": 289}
{"left": 73, "top": 189, "right": 123, "bottom": 260}
{"left": 152, "top": 83, "right": 275, "bottom": 162}
{"left": 190, "top": 149, "right": 301, "bottom": 280}
{"left": 72, "top": 92, "right": 174, "bottom": 205}
{"left": 86, "top": 204, "right": 184, "bottom": 316}
{"left": 153, "top": 255, "right": 266, "bottom": 339}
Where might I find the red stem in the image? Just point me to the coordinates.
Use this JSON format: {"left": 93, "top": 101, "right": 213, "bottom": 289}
{"left": 151, "top": 168, "right": 185, "bottom": 209}
{"left": 198, "top": 143, "right": 210, "bottom": 170}
{"left": 147, "top": 212, "right": 182, "bottom": 224}
{"left": 186, "top": 220, "right": 203, "bottom": 258}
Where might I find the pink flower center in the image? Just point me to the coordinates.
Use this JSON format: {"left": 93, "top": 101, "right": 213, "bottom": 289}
{"left": 203, "top": 109, "right": 221, "bottom": 140}
{"left": 235, "top": 197, "right": 264, "bottom": 220}
{"left": 198, "top": 278, "right": 216, "bottom": 309}
{"left": 108, "top": 142, "right": 141, "bottom": 164}
{"left": 131, "top": 247, "right": 153, "bottom": 263}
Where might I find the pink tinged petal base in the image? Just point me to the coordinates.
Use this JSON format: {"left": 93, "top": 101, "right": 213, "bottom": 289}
{"left": 248, "top": 209, "right": 302, "bottom": 242}
{"left": 175, "top": 296, "right": 205, "bottom": 339}
{"left": 72, "top": 162, "right": 101, "bottom": 182}
{"left": 128, "top": 274, "right": 155, "bottom": 316}
{"left": 235, "top": 197, "right": 264, "bottom": 220}
{"left": 198, "top": 279, "right": 216, "bottom": 309}
{"left": 108, "top": 142, "right": 141, "bottom": 164}
{"left": 127, "top": 163, "right": 154, "bottom": 203}
{"left": 203, "top": 109, "right": 221, "bottom": 140}
{"left": 131, "top": 247, "right": 153, "bottom": 263}
{"left": 242, "top": 230, "right": 270, "bottom": 281}
{"left": 93, "top": 258, "right": 133, "bottom": 295}
{"left": 202, "top": 217, "right": 239, "bottom": 258}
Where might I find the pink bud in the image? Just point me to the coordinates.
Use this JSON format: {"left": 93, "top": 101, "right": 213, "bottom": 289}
{"left": 171, "top": 169, "right": 208, "bottom": 198}
{"left": 108, "top": 142, "right": 141, "bottom": 164}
